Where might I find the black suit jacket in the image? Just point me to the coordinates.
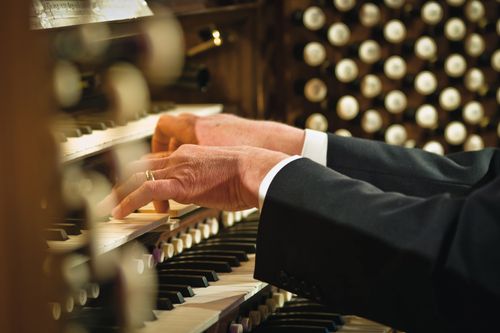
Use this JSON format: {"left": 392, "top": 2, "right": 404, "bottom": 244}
{"left": 254, "top": 134, "right": 500, "bottom": 333}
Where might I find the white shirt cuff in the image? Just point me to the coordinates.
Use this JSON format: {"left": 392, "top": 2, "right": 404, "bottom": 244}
{"left": 258, "top": 155, "right": 302, "bottom": 210}
{"left": 258, "top": 129, "right": 328, "bottom": 210}
{"left": 301, "top": 129, "right": 328, "bottom": 166}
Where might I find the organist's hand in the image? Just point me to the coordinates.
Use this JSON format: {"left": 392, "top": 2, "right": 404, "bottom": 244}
{"left": 152, "top": 113, "right": 305, "bottom": 155}
{"left": 101, "top": 144, "right": 288, "bottom": 219}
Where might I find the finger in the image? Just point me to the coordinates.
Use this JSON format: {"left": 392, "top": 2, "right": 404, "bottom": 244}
{"left": 123, "top": 158, "right": 168, "bottom": 179}
{"left": 96, "top": 193, "right": 118, "bottom": 217}
{"left": 152, "top": 114, "right": 198, "bottom": 153}
{"left": 103, "top": 171, "right": 150, "bottom": 210}
{"left": 153, "top": 200, "right": 170, "bottom": 213}
{"left": 168, "top": 138, "right": 181, "bottom": 152}
{"left": 140, "top": 151, "right": 172, "bottom": 160}
{"left": 112, "top": 179, "right": 180, "bottom": 219}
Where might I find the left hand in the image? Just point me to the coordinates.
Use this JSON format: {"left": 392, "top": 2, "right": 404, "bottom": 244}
{"left": 99, "top": 144, "right": 289, "bottom": 219}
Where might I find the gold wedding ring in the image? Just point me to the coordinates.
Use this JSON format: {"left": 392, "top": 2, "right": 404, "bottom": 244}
{"left": 145, "top": 170, "right": 156, "bottom": 181}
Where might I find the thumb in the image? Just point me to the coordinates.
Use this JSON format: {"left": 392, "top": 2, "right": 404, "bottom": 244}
{"left": 152, "top": 114, "right": 198, "bottom": 152}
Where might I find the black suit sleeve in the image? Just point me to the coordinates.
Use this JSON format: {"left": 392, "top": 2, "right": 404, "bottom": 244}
{"left": 326, "top": 134, "right": 499, "bottom": 197}
{"left": 254, "top": 158, "right": 500, "bottom": 333}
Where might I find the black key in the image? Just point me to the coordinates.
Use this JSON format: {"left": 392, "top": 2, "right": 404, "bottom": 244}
{"left": 157, "top": 273, "right": 209, "bottom": 287}
{"left": 279, "top": 302, "right": 335, "bottom": 313}
{"left": 45, "top": 228, "right": 69, "bottom": 241}
{"left": 56, "top": 127, "right": 82, "bottom": 137}
{"left": 158, "top": 284, "right": 195, "bottom": 297}
{"left": 157, "top": 268, "right": 219, "bottom": 282}
{"left": 218, "top": 231, "right": 258, "bottom": 237}
{"left": 77, "top": 115, "right": 123, "bottom": 126}
{"left": 156, "top": 297, "right": 174, "bottom": 310}
{"left": 63, "top": 218, "right": 87, "bottom": 230}
{"left": 51, "top": 223, "right": 81, "bottom": 235}
{"left": 183, "top": 249, "right": 248, "bottom": 262}
{"left": 206, "top": 237, "right": 256, "bottom": 244}
{"left": 286, "top": 298, "right": 311, "bottom": 304}
{"left": 150, "top": 102, "right": 176, "bottom": 114}
{"left": 159, "top": 290, "right": 184, "bottom": 304}
{"left": 140, "top": 309, "right": 157, "bottom": 322}
{"left": 160, "top": 260, "right": 232, "bottom": 273}
{"left": 231, "top": 223, "right": 259, "bottom": 228}
{"left": 243, "top": 211, "right": 260, "bottom": 221}
{"left": 269, "top": 312, "right": 344, "bottom": 325}
{"left": 253, "top": 325, "right": 328, "bottom": 333}
{"left": 74, "top": 120, "right": 107, "bottom": 130}
{"left": 55, "top": 132, "right": 67, "bottom": 142}
{"left": 225, "top": 227, "right": 259, "bottom": 233}
{"left": 277, "top": 308, "right": 344, "bottom": 325}
{"left": 74, "top": 307, "right": 119, "bottom": 326}
{"left": 194, "top": 243, "right": 256, "bottom": 254}
{"left": 76, "top": 125, "right": 93, "bottom": 134}
{"left": 263, "top": 318, "right": 336, "bottom": 331}
{"left": 172, "top": 254, "right": 240, "bottom": 267}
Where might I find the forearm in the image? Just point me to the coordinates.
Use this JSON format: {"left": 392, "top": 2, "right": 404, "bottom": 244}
{"left": 255, "top": 158, "right": 500, "bottom": 332}
{"left": 326, "top": 134, "right": 500, "bottom": 197}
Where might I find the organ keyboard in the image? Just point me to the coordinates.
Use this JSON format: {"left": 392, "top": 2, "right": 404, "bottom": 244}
{"left": 60, "top": 103, "right": 223, "bottom": 162}
{"left": 47, "top": 212, "right": 169, "bottom": 255}
{"left": 141, "top": 212, "right": 393, "bottom": 333}
{"left": 24, "top": 2, "right": 411, "bottom": 332}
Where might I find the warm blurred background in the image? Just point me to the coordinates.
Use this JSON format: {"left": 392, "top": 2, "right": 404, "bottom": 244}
{"left": 0, "top": 1, "right": 498, "bottom": 332}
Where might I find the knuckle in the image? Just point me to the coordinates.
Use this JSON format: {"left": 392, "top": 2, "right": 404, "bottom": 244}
{"left": 169, "top": 179, "right": 186, "bottom": 201}
{"left": 132, "top": 172, "right": 144, "bottom": 185}
{"left": 143, "top": 181, "right": 156, "bottom": 195}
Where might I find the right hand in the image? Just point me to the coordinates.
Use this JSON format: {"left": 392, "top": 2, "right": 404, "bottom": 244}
{"left": 152, "top": 113, "right": 305, "bottom": 155}
{"left": 99, "top": 144, "right": 289, "bottom": 218}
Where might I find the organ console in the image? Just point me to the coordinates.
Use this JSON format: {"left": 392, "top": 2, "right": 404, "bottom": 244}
{"left": 3, "top": 0, "right": 499, "bottom": 332}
